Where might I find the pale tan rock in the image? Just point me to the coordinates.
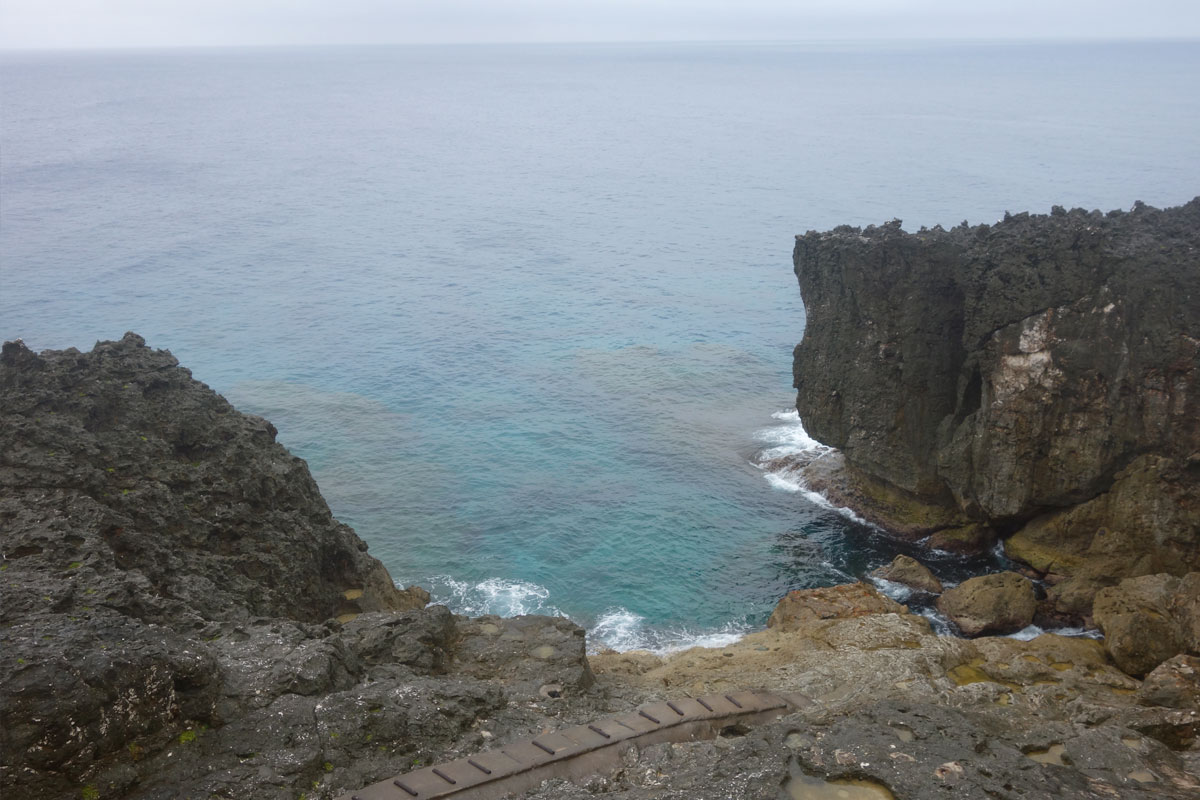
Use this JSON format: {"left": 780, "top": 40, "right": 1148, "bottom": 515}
{"left": 1169, "top": 572, "right": 1200, "bottom": 653}
{"left": 587, "top": 649, "right": 663, "bottom": 678}
{"left": 936, "top": 572, "right": 1036, "bottom": 637}
{"left": 871, "top": 554, "right": 943, "bottom": 594}
{"left": 1093, "top": 574, "right": 1185, "bottom": 677}
{"left": 1138, "top": 655, "right": 1200, "bottom": 710}
{"left": 767, "top": 581, "right": 906, "bottom": 632}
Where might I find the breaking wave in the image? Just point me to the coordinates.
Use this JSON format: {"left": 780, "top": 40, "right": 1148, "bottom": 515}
{"left": 751, "top": 409, "right": 872, "bottom": 526}
{"left": 588, "top": 607, "right": 750, "bottom": 655}
{"left": 412, "top": 576, "right": 750, "bottom": 654}
{"left": 421, "top": 575, "right": 567, "bottom": 618}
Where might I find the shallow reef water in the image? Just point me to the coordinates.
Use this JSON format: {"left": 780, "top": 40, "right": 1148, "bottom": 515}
{"left": 3, "top": 41, "right": 1197, "bottom": 649}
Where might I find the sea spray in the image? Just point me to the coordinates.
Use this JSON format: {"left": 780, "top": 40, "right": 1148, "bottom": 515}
{"left": 752, "top": 410, "right": 876, "bottom": 527}
{"left": 408, "top": 575, "right": 752, "bottom": 654}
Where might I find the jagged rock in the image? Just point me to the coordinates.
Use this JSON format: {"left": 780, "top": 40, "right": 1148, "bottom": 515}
{"left": 454, "top": 614, "right": 595, "bottom": 696}
{"left": 792, "top": 200, "right": 1200, "bottom": 605}
{"left": 1093, "top": 573, "right": 1196, "bottom": 677}
{"left": 340, "top": 607, "right": 458, "bottom": 675}
{"left": 0, "top": 333, "right": 417, "bottom": 627}
{"left": 1139, "top": 655, "right": 1200, "bottom": 712}
{"left": 788, "top": 699, "right": 1198, "bottom": 799}
{"left": 767, "top": 581, "right": 906, "bottom": 631}
{"left": 0, "top": 335, "right": 600, "bottom": 800}
{"left": 1110, "top": 706, "right": 1200, "bottom": 751}
{"left": 521, "top": 700, "right": 1200, "bottom": 799}
{"left": 871, "top": 554, "right": 943, "bottom": 594}
{"left": 936, "top": 572, "right": 1036, "bottom": 636}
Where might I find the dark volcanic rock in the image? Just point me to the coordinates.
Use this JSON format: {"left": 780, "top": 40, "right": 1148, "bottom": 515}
{"left": 0, "top": 334, "right": 600, "bottom": 800}
{"left": 787, "top": 700, "right": 1199, "bottom": 799}
{"left": 0, "top": 333, "right": 418, "bottom": 626}
{"left": 791, "top": 200, "right": 1200, "bottom": 613}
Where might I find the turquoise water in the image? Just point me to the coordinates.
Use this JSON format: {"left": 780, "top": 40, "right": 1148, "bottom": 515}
{"left": 3, "top": 41, "right": 1198, "bottom": 649}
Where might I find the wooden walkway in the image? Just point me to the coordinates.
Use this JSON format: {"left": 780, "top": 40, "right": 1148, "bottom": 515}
{"left": 335, "top": 690, "right": 798, "bottom": 800}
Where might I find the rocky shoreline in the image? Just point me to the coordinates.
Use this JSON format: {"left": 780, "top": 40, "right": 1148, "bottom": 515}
{"left": 4, "top": 194, "right": 1200, "bottom": 799}
{"left": 786, "top": 198, "right": 1200, "bottom": 627}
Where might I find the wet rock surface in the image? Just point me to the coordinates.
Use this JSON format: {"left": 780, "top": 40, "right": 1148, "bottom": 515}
{"left": 791, "top": 199, "right": 1200, "bottom": 617}
{"left": 870, "top": 555, "right": 943, "bottom": 595}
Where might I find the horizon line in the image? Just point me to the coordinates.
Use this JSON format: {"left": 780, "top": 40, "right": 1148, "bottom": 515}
{"left": 3, "top": 34, "right": 1200, "bottom": 54}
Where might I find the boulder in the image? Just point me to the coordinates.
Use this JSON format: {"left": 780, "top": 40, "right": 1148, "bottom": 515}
{"left": 871, "top": 554, "right": 943, "bottom": 594}
{"left": 767, "top": 581, "right": 906, "bottom": 632}
{"left": 1138, "top": 655, "right": 1200, "bottom": 710}
{"left": 936, "top": 571, "right": 1036, "bottom": 636}
{"left": 1093, "top": 573, "right": 1194, "bottom": 677}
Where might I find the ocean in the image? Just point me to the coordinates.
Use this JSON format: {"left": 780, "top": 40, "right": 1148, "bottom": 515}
{"left": 3, "top": 40, "right": 1198, "bottom": 650}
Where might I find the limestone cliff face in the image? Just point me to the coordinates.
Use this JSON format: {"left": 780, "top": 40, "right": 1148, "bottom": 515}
{"left": 792, "top": 199, "right": 1200, "bottom": 614}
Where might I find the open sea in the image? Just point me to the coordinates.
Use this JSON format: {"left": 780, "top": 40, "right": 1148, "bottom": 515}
{"left": 3, "top": 40, "right": 1198, "bottom": 650}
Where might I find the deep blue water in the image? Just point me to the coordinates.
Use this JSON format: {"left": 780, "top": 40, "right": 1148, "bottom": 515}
{"left": 3, "top": 41, "right": 1198, "bottom": 649}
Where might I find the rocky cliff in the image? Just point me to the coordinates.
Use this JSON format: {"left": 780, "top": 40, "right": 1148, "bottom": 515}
{"left": 4, "top": 334, "right": 1200, "bottom": 799}
{"left": 791, "top": 199, "right": 1200, "bottom": 618}
{"left": 0, "top": 335, "right": 597, "bottom": 800}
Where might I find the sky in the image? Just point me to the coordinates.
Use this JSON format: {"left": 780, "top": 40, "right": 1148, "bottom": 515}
{"left": 1, "top": 0, "right": 1199, "bottom": 49}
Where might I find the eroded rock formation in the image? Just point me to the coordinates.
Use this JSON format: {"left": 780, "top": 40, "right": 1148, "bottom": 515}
{"left": 0, "top": 335, "right": 598, "bottom": 800}
{"left": 3, "top": 333, "right": 1200, "bottom": 799}
{"left": 791, "top": 199, "right": 1200, "bottom": 617}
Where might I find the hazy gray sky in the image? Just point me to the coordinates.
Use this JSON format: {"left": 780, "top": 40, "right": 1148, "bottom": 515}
{"left": 2, "top": 0, "right": 1199, "bottom": 49}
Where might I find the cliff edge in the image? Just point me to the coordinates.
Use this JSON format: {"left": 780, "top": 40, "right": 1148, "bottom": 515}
{"left": 0, "top": 334, "right": 596, "bottom": 800}
{"left": 4, "top": 335, "right": 1199, "bottom": 799}
{"left": 791, "top": 199, "right": 1200, "bottom": 619}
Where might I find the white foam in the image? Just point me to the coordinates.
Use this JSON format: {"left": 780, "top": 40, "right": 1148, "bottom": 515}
{"left": 1007, "top": 624, "right": 1044, "bottom": 641}
{"left": 1007, "top": 624, "right": 1102, "bottom": 641}
{"left": 583, "top": 609, "right": 748, "bottom": 652}
{"left": 764, "top": 472, "right": 803, "bottom": 492}
{"left": 420, "top": 575, "right": 566, "bottom": 619}
{"left": 918, "top": 607, "right": 958, "bottom": 636}
{"left": 411, "top": 581, "right": 752, "bottom": 655}
{"left": 656, "top": 625, "right": 747, "bottom": 653}
{"left": 870, "top": 576, "right": 914, "bottom": 603}
{"left": 590, "top": 608, "right": 646, "bottom": 651}
{"left": 820, "top": 560, "right": 857, "bottom": 583}
{"left": 587, "top": 607, "right": 751, "bottom": 654}
{"left": 751, "top": 410, "right": 880, "bottom": 528}
{"left": 753, "top": 409, "right": 832, "bottom": 456}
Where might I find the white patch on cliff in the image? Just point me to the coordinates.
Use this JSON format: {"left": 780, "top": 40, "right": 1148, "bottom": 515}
{"left": 1018, "top": 313, "right": 1051, "bottom": 353}
{"left": 992, "top": 311, "right": 1063, "bottom": 405}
